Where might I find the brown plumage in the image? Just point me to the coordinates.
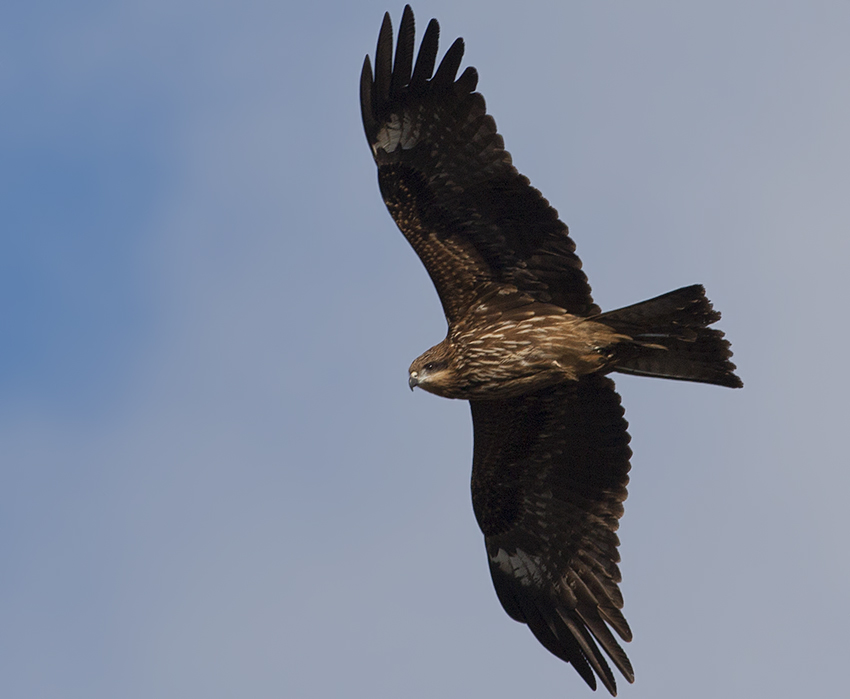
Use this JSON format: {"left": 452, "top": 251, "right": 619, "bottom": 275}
{"left": 361, "top": 6, "right": 741, "bottom": 695}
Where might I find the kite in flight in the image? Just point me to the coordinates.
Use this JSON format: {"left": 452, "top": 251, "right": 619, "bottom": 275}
{"left": 360, "top": 6, "right": 741, "bottom": 695}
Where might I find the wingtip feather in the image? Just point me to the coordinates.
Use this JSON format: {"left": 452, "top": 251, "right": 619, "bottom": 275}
{"left": 374, "top": 12, "right": 393, "bottom": 104}
{"left": 391, "top": 5, "right": 416, "bottom": 95}
{"left": 432, "top": 36, "right": 465, "bottom": 89}
{"left": 360, "top": 55, "right": 376, "bottom": 139}
{"left": 410, "top": 17, "right": 440, "bottom": 88}
{"left": 455, "top": 65, "right": 479, "bottom": 95}
{"left": 560, "top": 611, "right": 619, "bottom": 696}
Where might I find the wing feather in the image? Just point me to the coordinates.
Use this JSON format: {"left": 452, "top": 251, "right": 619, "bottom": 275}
{"left": 390, "top": 6, "right": 415, "bottom": 96}
{"left": 374, "top": 13, "right": 393, "bottom": 106}
{"left": 362, "top": 6, "right": 598, "bottom": 322}
{"left": 410, "top": 18, "right": 439, "bottom": 89}
{"left": 431, "top": 37, "right": 465, "bottom": 90}
{"left": 470, "top": 375, "right": 634, "bottom": 695}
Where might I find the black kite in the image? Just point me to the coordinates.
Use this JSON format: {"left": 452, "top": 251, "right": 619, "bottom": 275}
{"left": 360, "top": 6, "right": 741, "bottom": 695}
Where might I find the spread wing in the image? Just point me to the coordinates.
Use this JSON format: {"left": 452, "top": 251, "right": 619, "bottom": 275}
{"left": 470, "top": 375, "right": 634, "bottom": 695}
{"left": 361, "top": 6, "right": 599, "bottom": 323}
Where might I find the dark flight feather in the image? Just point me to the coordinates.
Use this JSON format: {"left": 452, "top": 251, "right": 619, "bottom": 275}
{"left": 410, "top": 18, "right": 439, "bottom": 88}
{"left": 390, "top": 7, "right": 415, "bottom": 96}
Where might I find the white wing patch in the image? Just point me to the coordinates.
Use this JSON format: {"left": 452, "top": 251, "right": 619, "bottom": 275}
{"left": 491, "top": 547, "right": 546, "bottom": 588}
{"left": 372, "top": 112, "right": 421, "bottom": 155}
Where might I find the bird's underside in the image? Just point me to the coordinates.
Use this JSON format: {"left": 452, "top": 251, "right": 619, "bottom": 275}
{"left": 361, "top": 6, "right": 741, "bottom": 695}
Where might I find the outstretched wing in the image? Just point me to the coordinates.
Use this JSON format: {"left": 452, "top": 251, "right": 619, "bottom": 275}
{"left": 361, "top": 6, "right": 598, "bottom": 323}
{"left": 470, "top": 375, "right": 634, "bottom": 695}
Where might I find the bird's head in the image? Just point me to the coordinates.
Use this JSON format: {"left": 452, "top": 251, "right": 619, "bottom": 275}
{"left": 408, "top": 341, "right": 458, "bottom": 398}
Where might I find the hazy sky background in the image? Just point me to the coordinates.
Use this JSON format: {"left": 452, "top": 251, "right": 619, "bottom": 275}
{"left": 2, "top": 2, "right": 848, "bottom": 697}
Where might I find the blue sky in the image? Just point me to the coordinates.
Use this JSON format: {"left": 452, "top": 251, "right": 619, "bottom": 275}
{"left": 2, "top": 2, "right": 849, "bottom": 697}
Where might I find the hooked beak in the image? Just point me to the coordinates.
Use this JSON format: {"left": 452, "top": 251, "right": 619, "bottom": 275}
{"left": 408, "top": 372, "right": 419, "bottom": 391}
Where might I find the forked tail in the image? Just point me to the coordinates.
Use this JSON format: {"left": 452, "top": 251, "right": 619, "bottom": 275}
{"left": 597, "top": 285, "right": 743, "bottom": 388}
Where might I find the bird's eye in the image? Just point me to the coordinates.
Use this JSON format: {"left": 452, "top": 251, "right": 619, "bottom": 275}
{"left": 424, "top": 362, "right": 435, "bottom": 372}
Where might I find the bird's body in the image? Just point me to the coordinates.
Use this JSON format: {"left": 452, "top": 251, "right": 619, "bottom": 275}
{"left": 361, "top": 6, "right": 741, "bottom": 695}
{"left": 410, "top": 290, "right": 625, "bottom": 399}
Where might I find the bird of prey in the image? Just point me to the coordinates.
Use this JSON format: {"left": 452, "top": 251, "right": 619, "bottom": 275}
{"left": 360, "top": 6, "right": 741, "bottom": 695}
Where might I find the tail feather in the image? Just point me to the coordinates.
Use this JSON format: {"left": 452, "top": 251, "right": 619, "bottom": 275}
{"left": 597, "top": 285, "right": 743, "bottom": 389}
